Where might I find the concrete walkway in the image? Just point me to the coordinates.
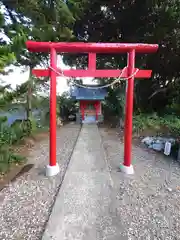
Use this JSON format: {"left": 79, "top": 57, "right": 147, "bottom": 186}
{"left": 42, "top": 124, "right": 126, "bottom": 240}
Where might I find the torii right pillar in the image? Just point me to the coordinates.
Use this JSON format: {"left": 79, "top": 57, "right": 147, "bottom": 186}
{"left": 120, "top": 50, "right": 135, "bottom": 174}
{"left": 121, "top": 48, "right": 157, "bottom": 175}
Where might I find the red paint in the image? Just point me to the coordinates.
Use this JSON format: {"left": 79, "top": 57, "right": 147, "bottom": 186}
{"left": 96, "top": 107, "right": 98, "bottom": 121}
{"left": 96, "top": 101, "right": 101, "bottom": 116}
{"left": 26, "top": 40, "right": 158, "bottom": 171}
{"left": 99, "top": 102, "right": 102, "bottom": 115}
{"left": 80, "top": 102, "right": 85, "bottom": 120}
{"left": 96, "top": 101, "right": 100, "bottom": 121}
{"left": 88, "top": 53, "right": 96, "bottom": 71}
{"left": 26, "top": 41, "right": 158, "bottom": 53}
{"left": 32, "top": 68, "right": 152, "bottom": 78}
{"left": 49, "top": 48, "right": 57, "bottom": 166}
{"left": 80, "top": 100, "right": 100, "bottom": 121}
{"left": 94, "top": 102, "right": 98, "bottom": 121}
{"left": 124, "top": 50, "right": 135, "bottom": 167}
{"left": 82, "top": 108, "right": 85, "bottom": 120}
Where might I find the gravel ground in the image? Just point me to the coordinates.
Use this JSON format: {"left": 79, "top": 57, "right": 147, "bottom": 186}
{"left": 99, "top": 127, "right": 180, "bottom": 240}
{"left": 0, "top": 123, "right": 81, "bottom": 240}
{"left": 1, "top": 123, "right": 180, "bottom": 240}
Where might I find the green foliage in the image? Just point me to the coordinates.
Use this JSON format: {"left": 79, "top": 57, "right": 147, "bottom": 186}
{"left": 58, "top": 91, "right": 78, "bottom": 120}
{"left": 159, "top": 115, "right": 180, "bottom": 136}
{"left": 11, "top": 120, "right": 31, "bottom": 140}
{"left": 0, "top": 110, "right": 50, "bottom": 173}
{"left": 1, "top": 0, "right": 87, "bottom": 122}
{"left": 0, "top": 0, "right": 88, "bottom": 173}
{"left": 0, "top": 77, "right": 46, "bottom": 111}
{"left": 0, "top": 117, "right": 28, "bottom": 173}
{"left": 0, "top": 47, "right": 15, "bottom": 73}
{"left": 63, "top": 0, "right": 180, "bottom": 114}
{"left": 2, "top": 0, "right": 87, "bottom": 66}
{"left": 133, "top": 113, "right": 160, "bottom": 133}
{"left": 133, "top": 113, "right": 180, "bottom": 137}
{"left": 103, "top": 85, "right": 126, "bottom": 119}
{"left": 28, "top": 117, "right": 37, "bottom": 133}
{"left": 0, "top": 8, "right": 16, "bottom": 73}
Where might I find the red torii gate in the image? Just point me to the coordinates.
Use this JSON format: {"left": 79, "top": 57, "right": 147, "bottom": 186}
{"left": 26, "top": 41, "right": 158, "bottom": 176}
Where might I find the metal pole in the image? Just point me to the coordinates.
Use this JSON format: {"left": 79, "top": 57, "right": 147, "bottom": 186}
{"left": 124, "top": 49, "right": 135, "bottom": 167}
{"left": 50, "top": 47, "right": 57, "bottom": 166}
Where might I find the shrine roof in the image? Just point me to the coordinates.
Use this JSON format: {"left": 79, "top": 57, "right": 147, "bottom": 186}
{"left": 70, "top": 85, "right": 107, "bottom": 100}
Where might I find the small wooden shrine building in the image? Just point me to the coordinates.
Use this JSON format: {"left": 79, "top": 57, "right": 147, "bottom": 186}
{"left": 71, "top": 85, "right": 107, "bottom": 124}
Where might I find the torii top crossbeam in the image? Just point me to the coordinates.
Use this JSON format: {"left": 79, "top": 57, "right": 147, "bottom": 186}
{"left": 26, "top": 41, "right": 158, "bottom": 79}
{"left": 26, "top": 41, "right": 158, "bottom": 53}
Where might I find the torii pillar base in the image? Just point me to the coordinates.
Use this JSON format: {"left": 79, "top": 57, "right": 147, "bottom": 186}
{"left": 46, "top": 164, "right": 60, "bottom": 177}
{"left": 120, "top": 164, "right": 134, "bottom": 175}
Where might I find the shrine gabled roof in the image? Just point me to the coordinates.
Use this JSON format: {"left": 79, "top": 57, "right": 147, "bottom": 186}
{"left": 70, "top": 85, "right": 107, "bottom": 100}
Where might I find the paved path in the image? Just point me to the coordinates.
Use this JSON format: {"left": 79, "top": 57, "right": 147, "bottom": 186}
{"left": 42, "top": 124, "right": 126, "bottom": 240}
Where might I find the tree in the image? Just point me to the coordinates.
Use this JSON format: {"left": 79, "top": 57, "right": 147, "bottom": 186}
{"left": 64, "top": 0, "right": 180, "bottom": 114}
{"left": 0, "top": 0, "right": 87, "bottom": 119}
{"left": 58, "top": 91, "right": 77, "bottom": 120}
{"left": 0, "top": 5, "right": 15, "bottom": 73}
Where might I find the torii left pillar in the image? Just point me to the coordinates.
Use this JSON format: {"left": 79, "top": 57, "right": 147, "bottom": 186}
{"left": 46, "top": 47, "right": 60, "bottom": 176}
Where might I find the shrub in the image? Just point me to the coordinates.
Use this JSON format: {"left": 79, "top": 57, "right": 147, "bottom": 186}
{"left": 133, "top": 113, "right": 180, "bottom": 137}
{"left": 0, "top": 117, "right": 28, "bottom": 173}
{"left": 0, "top": 112, "right": 49, "bottom": 173}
